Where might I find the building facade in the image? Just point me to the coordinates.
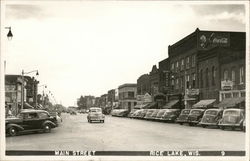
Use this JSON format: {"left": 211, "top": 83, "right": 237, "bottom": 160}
{"left": 118, "top": 83, "right": 137, "bottom": 111}
{"left": 158, "top": 58, "right": 170, "bottom": 95}
{"left": 149, "top": 65, "right": 160, "bottom": 97}
{"left": 137, "top": 74, "right": 150, "bottom": 95}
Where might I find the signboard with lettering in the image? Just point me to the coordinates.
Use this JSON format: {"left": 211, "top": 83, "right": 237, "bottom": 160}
{"left": 5, "top": 85, "right": 16, "bottom": 92}
{"left": 144, "top": 93, "right": 152, "bottom": 103}
{"left": 186, "top": 89, "right": 199, "bottom": 96}
{"left": 198, "top": 32, "right": 230, "bottom": 50}
{"left": 221, "top": 80, "right": 233, "bottom": 90}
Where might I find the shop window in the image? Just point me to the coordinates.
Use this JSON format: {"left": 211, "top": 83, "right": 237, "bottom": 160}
{"left": 223, "top": 69, "right": 228, "bottom": 80}
{"left": 206, "top": 68, "right": 209, "bottom": 87}
{"left": 212, "top": 66, "right": 215, "bottom": 86}
{"left": 239, "top": 66, "right": 244, "bottom": 84}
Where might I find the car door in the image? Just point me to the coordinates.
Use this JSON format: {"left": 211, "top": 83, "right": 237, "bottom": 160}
{"left": 25, "top": 112, "right": 40, "bottom": 129}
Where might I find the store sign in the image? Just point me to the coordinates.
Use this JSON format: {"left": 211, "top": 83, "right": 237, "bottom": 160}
{"left": 198, "top": 32, "right": 230, "bottom": 50}
{"left": 136, "top": 95, "right": 144, "bottom": 101}
{"left": 5, "top": 85, "right": 16, "bottom": 92}
{"left": 221, "top": 80, "right": 233, "bottom": 90}
{"left": 144, "top": 93, "right": 152, "bottom": 103}
{"left": 186, "top": 89, "right": 199, "bottom": 96}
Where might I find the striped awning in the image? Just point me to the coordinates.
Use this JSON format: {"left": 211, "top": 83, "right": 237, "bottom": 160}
{"left": 162, "top": 100, "right": 179, "bottom": 109}
{"left": 214, "top": 97, "right": 245, "bottom": 108}
{"left": 192, "top": 99, "right": 216, "bottom": 108}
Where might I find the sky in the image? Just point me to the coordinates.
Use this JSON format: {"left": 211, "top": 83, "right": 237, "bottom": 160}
{"left": 2, "top": 1, "right": 246, "bottom": 107}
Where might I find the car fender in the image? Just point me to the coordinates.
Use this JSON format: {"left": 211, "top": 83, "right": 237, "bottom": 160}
{"left": 6, "top": 123, "right": 24, "bottom": 131}
{"left": 42, "top": 120, "right": 56, "bottom": 128}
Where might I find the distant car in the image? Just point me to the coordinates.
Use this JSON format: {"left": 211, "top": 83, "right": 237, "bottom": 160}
{"left": 187, "top": 109, "right": 205, "bottom": 126}
{"left": 155, "top": 109, "right": 169, "bottom": 120}
{"left": 199, "top": 109, "right": 223, "bottom": 128}
{"left": 218, "top": 108, "right": 245, "bottom": 131}
{"left": 144, "top": 109, "right": 156, "bottom": 120}
{"left": 115, "top": 109, "right": 129, "bottom": 117}
{"left": 161, "top": 109, "right": 181, "bottom": 122}
{"left": 131, "top": 109, "right": 143, "bottom": 118}
{"left": 175, "top": 109, "right": 191, "bottom": 125}
{"left": 70, "top": 111, "right": 77, "bottom": 115}
{"left": 87, "top": 107, "right": 105, "bottom": 123}
{"left": 5, "top": 109, "right": 58, "bottom": 136}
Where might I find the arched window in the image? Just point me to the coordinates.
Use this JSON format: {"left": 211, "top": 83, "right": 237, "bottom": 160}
{"left": 231, "top": 68, "right": 235, "bottom": 84}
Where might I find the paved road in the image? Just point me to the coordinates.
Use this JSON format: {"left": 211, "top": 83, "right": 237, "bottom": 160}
{"left": 6, "top": 113, "right": 245, "bottom": 151}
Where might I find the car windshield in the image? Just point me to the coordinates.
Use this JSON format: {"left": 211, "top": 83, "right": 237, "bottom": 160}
{"left": 90, "top": 109, "right": 101, "bottom": 113}
{"left": 224, "top": 110, "right": 239, "bottom": 116}
{"left": 182, "top": 110, "right": 190, "bottom": 114}
{"left": 191, "top": 110, "right": 202, "bottom": 115}
{"left": 205, "top": 110, "right": 218, "bottom": 115}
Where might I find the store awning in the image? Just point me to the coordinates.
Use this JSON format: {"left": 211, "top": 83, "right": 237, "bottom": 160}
{"left": 162, "top": 100, "right": 179, "bottom": 109}
{"left": 214, "top": 97, "right": 245, "bottom": 108}
{"left": 144, "top": 102, "right": 157, "bottom": 109}
{"left": 192, "top": 99, "right": 216, "bottom": 108}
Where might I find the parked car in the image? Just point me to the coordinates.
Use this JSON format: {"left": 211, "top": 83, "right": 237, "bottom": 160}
{"left": 131, "top": 109, "right": 142, "bottom": 118}
{"left": 70, "top": 111, "right": 77, "bottom": 115}
{"left": 137, "top": 109, "right": 148, "bottom": 119}
{"left": 87, "top": 107, "right": 105, "bottom": 123}
{"left": 115, "top": 109, "right": 129, "bottom": 117}
{"left": 6, "top": 109, "right": 58, "bottom": 136}
{"left": 161, "top": 109, "right": 181, "bottom": 122}
{"left": 155, "top": 109, "right": 169, "bottom": 120}
{"left": 243, "top": 119, "right": 246, "bottom": 132}
{"left": 187, "top": 109, "right": 205, "bottom": 126}
{"left": 128, "top": 109, "right": 140, "bottom": 118}
{"left": 147, "top": 109, "right": 160, "bottom": 120}
{"left": 175, "top": 109, "right": 191, "bottom": 125}
{"left": 218, "top": 108, "right": 245, "bottom": 131}
{"left": 144, "top": 109, "right": 156, "bottom": 120}
{"left": 199, "top": 109, "right": 223, "bottom": 128}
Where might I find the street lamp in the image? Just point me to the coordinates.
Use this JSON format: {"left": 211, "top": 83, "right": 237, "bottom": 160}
{"left": 39, "top": 84, "right": 47, "bottom": 107}
{"left": 21, "top": 70, "right": 39, "bottom": 111}
{"left": 5, "top": 27, "right": 13, "bottom": 40}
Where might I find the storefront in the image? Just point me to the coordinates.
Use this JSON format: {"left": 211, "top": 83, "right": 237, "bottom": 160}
{"left": 192, "top": 99, "right": 216, "bottom": 109}
{"left": 214, "top": 97, "right": 245, "bottom": 109}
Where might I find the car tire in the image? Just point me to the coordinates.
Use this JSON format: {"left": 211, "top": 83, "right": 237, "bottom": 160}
{"left": 102, "top": 120, "right": 105, "bottom": 123}
{"left": 179, "top": 123, "right": 183, "bottom": 125}
{"left": 89, "top": 120, "right": 92, "bottom": 123}
{"left": 220, "top": 126, "right": 225, "bottom": 130}
{"left": 202, "top": 125, "right": 206, "bottom": 128}
{"left": 43, "top": 124, "right": 51, "bottom": 133}
{"left": 9, "top": 127, "right": 18, "bottom": 136}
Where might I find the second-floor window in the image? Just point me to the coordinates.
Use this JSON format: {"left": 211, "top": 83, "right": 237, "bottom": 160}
{"left": 181, "top": 59, "right": 184, "bottom": 70}
{"left": 171, "top": 63, "right": 175, "bottom": 71}
{"left": 231, "top": 68, "right": 236, "bottom": 84}
{"left": 200, "top": 69, "right": 203, "bottom": 88}
{"left": 186, "top": 57, "right": 190, "bottom": 69}
{"left": 206, "top": 68, "right": 209, "bottom": 87}
{"left": 186, "top": 75, "right": 190, "bottom": 89}
{"left": 212, "top": 66, "right": 216, "bottom": 86}
{"left": 176, "top": 61, "right": 179, "bottom": 71}
{"left": 223, "top": 69, "right": 228, "bottom": 80}
{"left": 128, "top": 91, "right": 135, "bottom": 98}
{"left": 192, "top": 73, "right": 196, "bottom": 88}
{"left": 191, "top": 55, "right": 196, "bottom": 67}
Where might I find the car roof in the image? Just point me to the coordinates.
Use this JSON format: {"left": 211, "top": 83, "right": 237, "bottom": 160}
{"left": 206, "top": 108, "right": 222, "bottom": 111}
{"left": 20, "top": 109, "right": 48, "bottom": 113}
{"left": 89, "top": 107, "right": 101, "bottom": 110}
{"left": 224, "top": 108, "right": 242, "bottom": 111}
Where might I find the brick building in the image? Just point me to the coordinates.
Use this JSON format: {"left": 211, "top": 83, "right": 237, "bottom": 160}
{"left": 149, "top": 65, "right": 160, "bottom": 97}
{"left": 137, "top": 74, "right": 150, "bottom": 95}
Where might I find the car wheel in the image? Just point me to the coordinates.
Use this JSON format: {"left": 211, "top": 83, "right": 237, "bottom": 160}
{"left": 43, "top": 124, "right": 51, "bottom": 133}
{"left": 220, "top": 126, "right": 225, "bottom": 130}
{"left": 102, "top": 120, "right": 105, "bottom": 123}
{"left": 179, "top": 123, "right": 183, "bottom": 125}
{"left": 89, "top": 120, "right": 92, "bottom": 123}
{"left": 201, "top": 125, "right": 206, "bottom": 128}
{"left": 9, "top": 127, "right": 18, "bottom": 136}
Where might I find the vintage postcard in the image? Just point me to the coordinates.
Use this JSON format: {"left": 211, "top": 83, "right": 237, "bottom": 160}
{"left": 0, "top": 0, "right": 249, "bottom": 161}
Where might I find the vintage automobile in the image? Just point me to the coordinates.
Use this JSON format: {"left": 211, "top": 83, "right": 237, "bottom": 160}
{"left": 187, "top": 109, "right": 205, "bottom": 126}
{"left": 243, "top": 119, "right": 246, "bottom": 132}
{"left": 175, "top": 109, "right": 191, "bottom": 125}
{"left": 115, "top": 109, "right": 130, "bottom": 117}
{"left": 155, "top": 109, "right": 169, "bottom": 121}
{"left": 87, "top": 107, "right": 105, "bottom": 123}
{"left": 136, "top": 109, "right": 148, "bottom": 119}
{"left": 5, "top": 109, "right": 58, "bottom": 136}
{"left": 146, "top": 109, "right": 160, "bottom": 120}
{"left": 144, "top": 109, "right": 156, "bottom": 120}
{"left": 128, "top": 109, "right": 140, "bottom": 118}
{"left": 161, "top": 109, "right": 181, "bottom": 122}
{"left": 199, "top": 109, "right": 223, "bottom": 128}
{"left": 218, "top": 108, "right": 245, "bottom": 130}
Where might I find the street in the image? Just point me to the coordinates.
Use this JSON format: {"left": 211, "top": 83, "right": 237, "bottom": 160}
{"left": 6, "top": 113, "right": 245, "bottom": 151}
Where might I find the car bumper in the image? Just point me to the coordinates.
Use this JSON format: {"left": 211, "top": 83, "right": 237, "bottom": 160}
{"left": 199, "top": 122, "right": 218, "bottom": 126}
{"left": 218, "top": 123, "right": 241, "bottom": 127}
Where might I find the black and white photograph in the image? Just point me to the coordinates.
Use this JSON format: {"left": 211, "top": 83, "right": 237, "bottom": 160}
{"left": 0, "top": 0, "right": 249, "bottom": 161}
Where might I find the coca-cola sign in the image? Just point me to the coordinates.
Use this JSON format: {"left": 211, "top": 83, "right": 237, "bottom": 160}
{"left": 198, "top": 32, "right": 230, "bottom": 50}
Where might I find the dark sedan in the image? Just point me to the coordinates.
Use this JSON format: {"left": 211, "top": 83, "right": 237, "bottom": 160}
{"left": 187, "top": 109, "right": 205, "bottom": 126}
{"left": 199, "top": 109, "right": 223, "bottom": 128}
{"left": 175, "top": 109, "right": 191, "bottom": 125}
{"left": 161, "top": 109, "right": 181, "bottom": 122}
